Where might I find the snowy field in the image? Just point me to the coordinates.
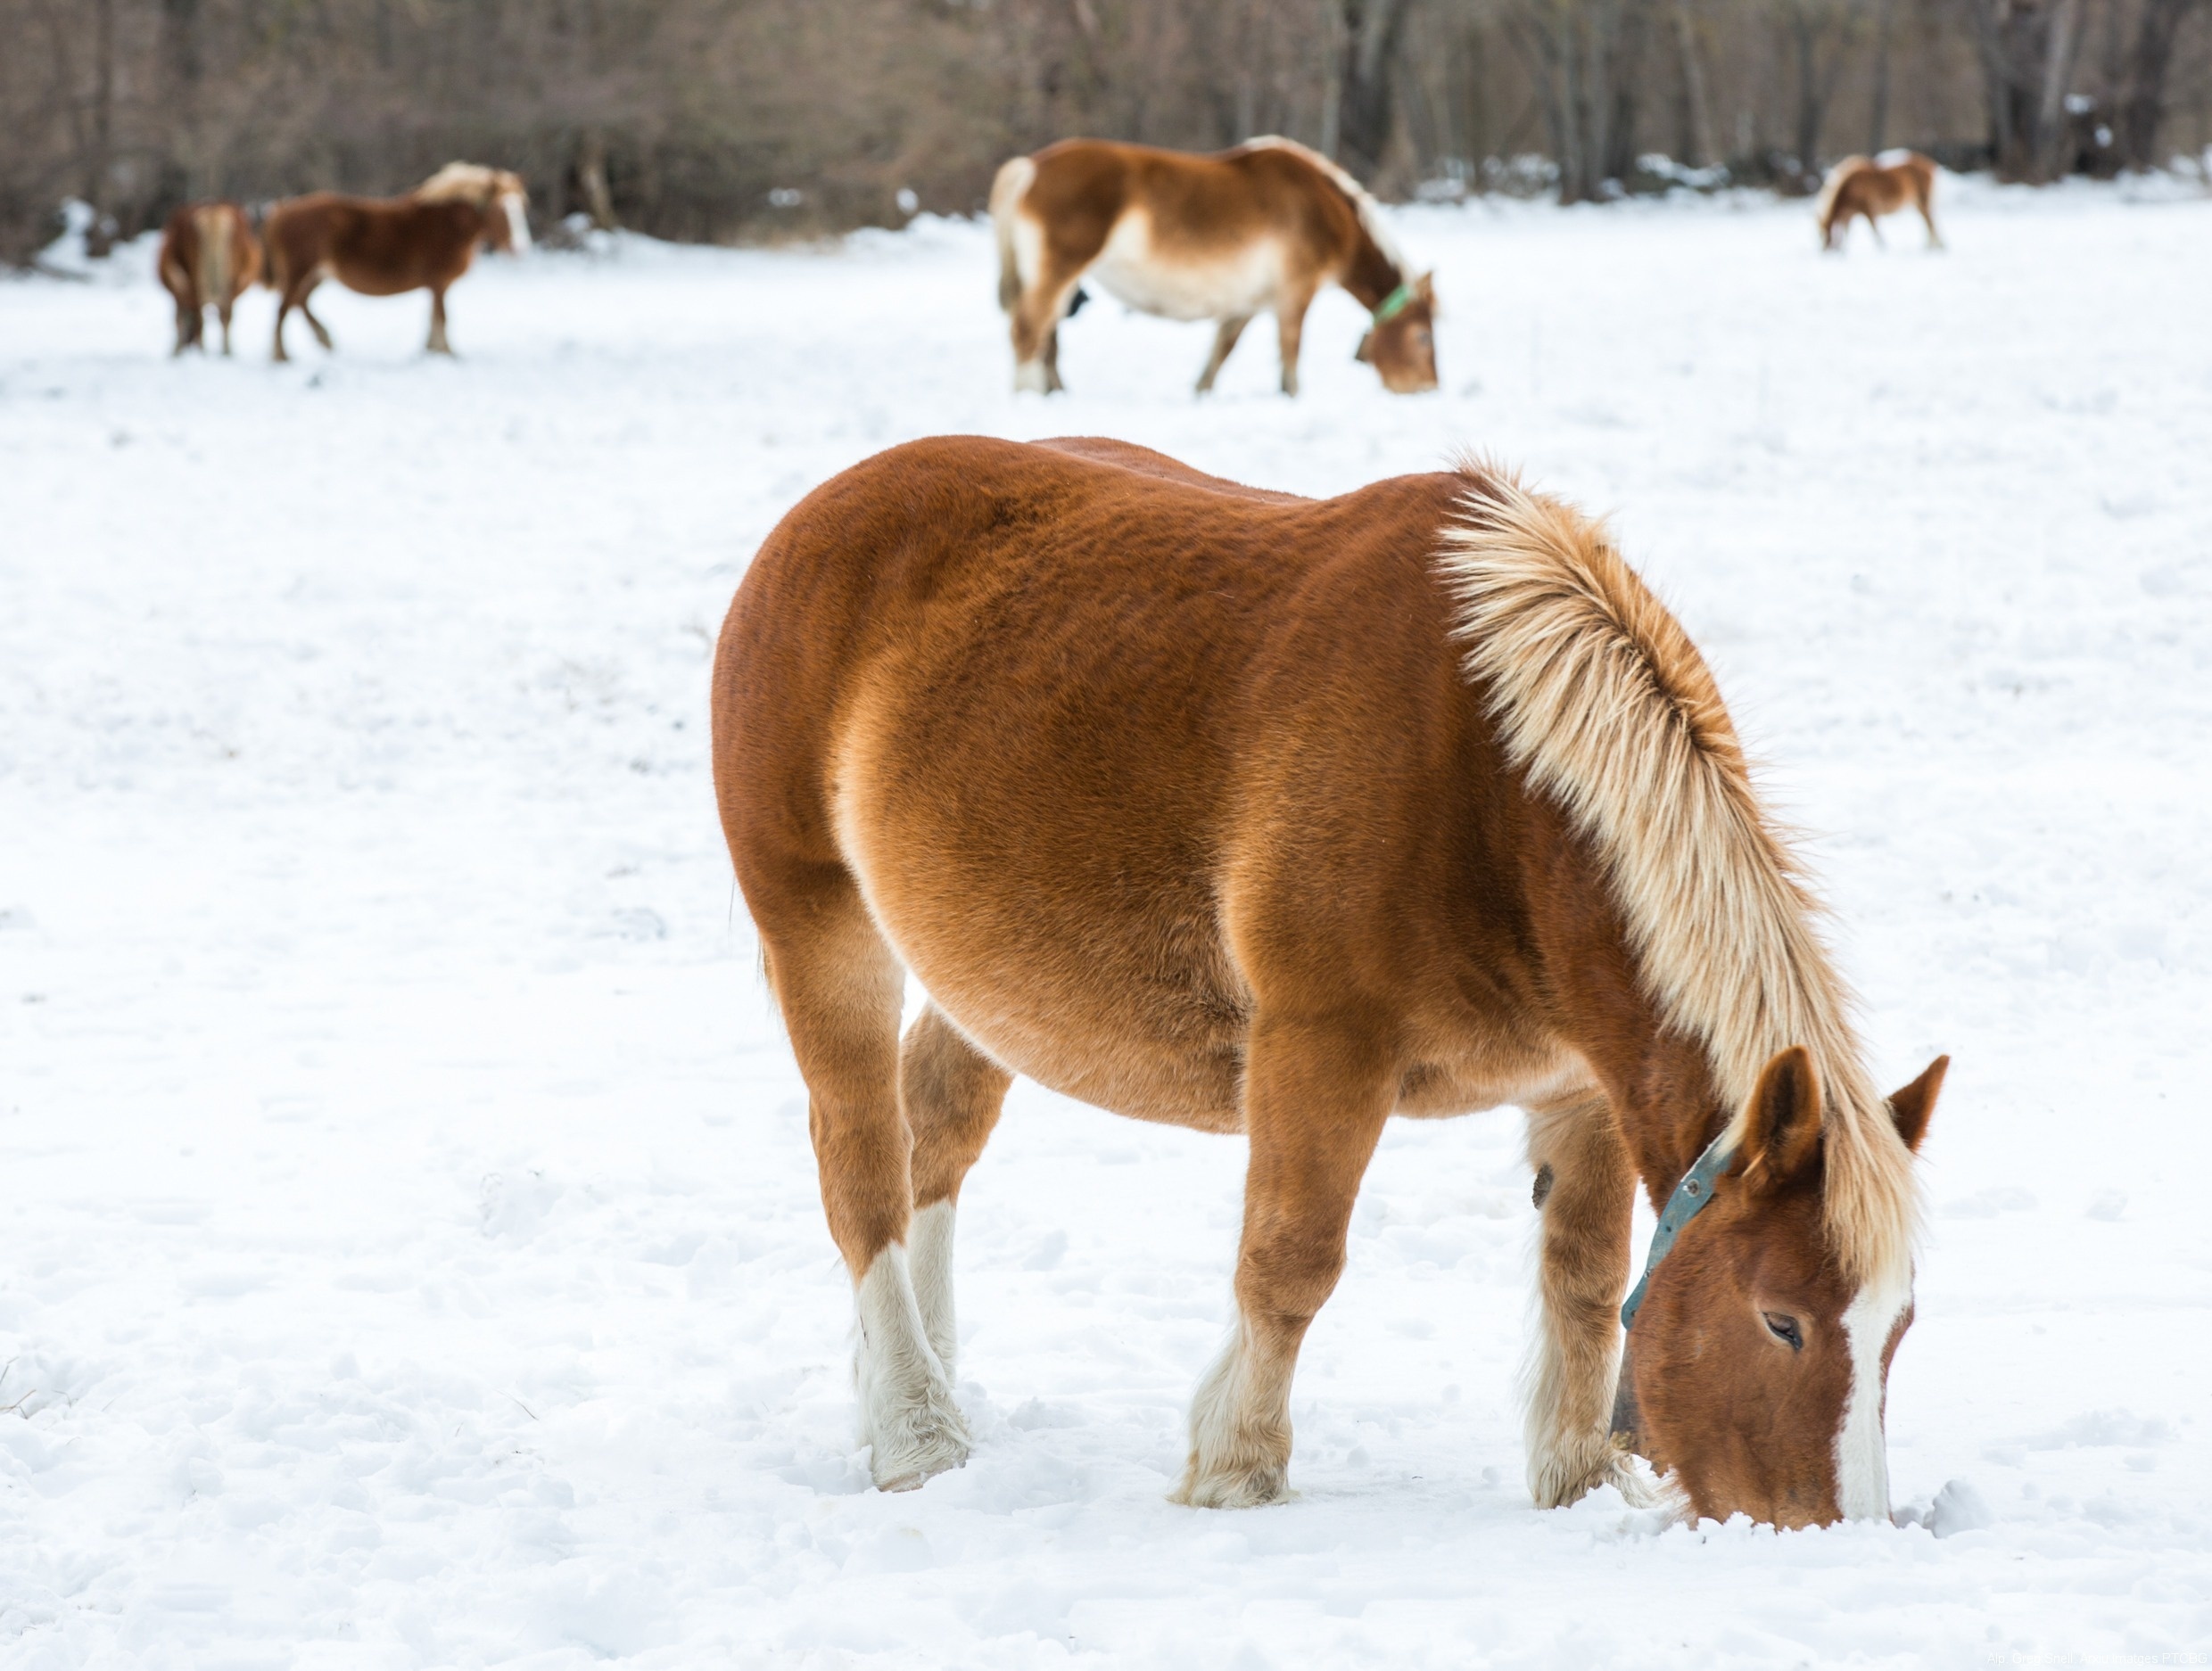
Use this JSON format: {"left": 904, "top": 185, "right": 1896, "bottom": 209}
{"left": 3, "top": 177, "right": 2210, "bottom": 1667}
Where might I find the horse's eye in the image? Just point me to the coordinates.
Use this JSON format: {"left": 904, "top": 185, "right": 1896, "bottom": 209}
{"left": 1762, "top": 1311, "right": 1803, "bottom": 1351}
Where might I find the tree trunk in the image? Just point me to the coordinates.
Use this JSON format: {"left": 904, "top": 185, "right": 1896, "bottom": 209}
{"left": 85, "top": 0, "right": 115, "bottom": 251}
{"left": 577, "top": 127, "right": 617, "bottom": 229}
{"left": 1672, "top": 0, "right": 1715, "bottom": 167}
{"left": 1868, "top": 0, "right": 1896, "bottom": 152}
{"left": 1338, "top": 0, "right": 1411, "bottom": 178}
{"left": 1978, "top": 0, "right": 2084, "bottom": 182}
{"left": 2116, "top": 0, "right": 2198, "bottom": 168}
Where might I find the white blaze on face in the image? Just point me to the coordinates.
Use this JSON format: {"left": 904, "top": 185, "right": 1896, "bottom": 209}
{"left": 1834, "top": 1273, "right": 1911, "bottom": 1519}
{"left": 501, "top": 192, "right": 531, "bottom": 252}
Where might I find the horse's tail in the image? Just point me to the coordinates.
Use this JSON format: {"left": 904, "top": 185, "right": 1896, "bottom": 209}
{"left": 989, "top": 155, "right": 1036, "bottom": 314}
{"left": 191, "top": 205, "right": 231, "bottom": 308}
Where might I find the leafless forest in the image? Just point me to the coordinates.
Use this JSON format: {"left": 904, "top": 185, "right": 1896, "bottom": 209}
{"left": 5, "top": 0, "right": 2209, "bottom": 263}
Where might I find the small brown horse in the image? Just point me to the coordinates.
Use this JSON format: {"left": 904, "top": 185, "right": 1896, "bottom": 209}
{"left": 156, "top": 202, "right": 263, "bottom": 356}
{"left": 713, "top": 435, "right": 1946, "bottom": 1527}
{"left": 262, "top": 163, "right": 530, "bottom": 361}
{"left": 1817, "top": 152, "right": 1943, "bottom": 251}
{"left": 990, "top": 138, "right": 1438, "bottom": 397}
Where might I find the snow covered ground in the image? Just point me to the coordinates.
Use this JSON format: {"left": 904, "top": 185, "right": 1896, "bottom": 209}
{"left": 3, "top": 177, "right": 2209, "bottom": 1667}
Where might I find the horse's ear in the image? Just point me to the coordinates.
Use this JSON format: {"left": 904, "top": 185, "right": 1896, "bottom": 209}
{"left": 1737, "top": 1045, "right": 1823, "bottom": 1190}
{"left": 1354, "top": 329, "right": 1374, "bottom": 363}
{"left": 1416, "top": 271, "right": 1435, "bottom": 300}
{"left": 1886, "top": 1055, "right": 1948, "bottom": 1154}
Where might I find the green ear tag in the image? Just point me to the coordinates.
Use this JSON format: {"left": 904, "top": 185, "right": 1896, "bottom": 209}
{"left": 1372, "top": 283, "right": 1415, "bottom": 325}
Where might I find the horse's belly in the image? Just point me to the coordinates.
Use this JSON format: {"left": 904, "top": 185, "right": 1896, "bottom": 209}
{"left": 830, "top": 729, "right": 1250, "bottom": 1131}
{"left": 1089, "top": 211, "right": 1281, "bottom": 322}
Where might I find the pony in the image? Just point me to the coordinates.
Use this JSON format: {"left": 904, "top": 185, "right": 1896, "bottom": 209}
{"left": 1815, "top": 152, "right": 1943, "bottom": 251}
{"left": 261, "top": 163, "right": 530, "bottom": 361}
{"left": 989, "top": 138, "right": 1438, "bottom": 398}
{"left": 155, "top": 202, "right": 263, "bottom": 356}
{"left": 711, "top": 434, "right": 1948, "bottom": 1528}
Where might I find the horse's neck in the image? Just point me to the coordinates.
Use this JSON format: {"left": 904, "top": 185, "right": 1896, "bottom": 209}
{"left": 1611, "top": 1028, "right": 1730, "bottom": 1214}
{"left": 1341, "top": 235, "right": 1402, "bottom": 312}
{"left": 1536, "top": 841, "right": 1729, "bottom": 1209}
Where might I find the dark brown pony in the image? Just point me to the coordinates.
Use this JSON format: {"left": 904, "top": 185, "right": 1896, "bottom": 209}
{"left": 990, "top": 138, "right": 1438, "bottom": 397}
{"left": 262, "top": 163, "right": 529, "bottom": 361}
{"left": 712, "top": 435, "right": 1947, "bottom": 1527}
{"left": 1816, "top": 152, "right": 1943, "bottom": 251}
{"left": 156, "top": 202, "right": 263, "bottom": 356}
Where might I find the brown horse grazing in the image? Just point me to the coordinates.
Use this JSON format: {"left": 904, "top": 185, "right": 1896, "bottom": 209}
{"left": 713, "top": 435, "right": 1948, "bottom": 1527}
{"left": 262, "top": 163, "right": 530, "bottom": 361}
{"left": 1816, "top": 152, "right": 1943, "bottom": 251}
{"left": 990, "top": 138, "right": 1438, "bottom": 398}
{"left": 156, "top": 202, "right": 263, "bottom": 356}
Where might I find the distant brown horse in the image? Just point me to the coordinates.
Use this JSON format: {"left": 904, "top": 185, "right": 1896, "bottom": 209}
{"left": 990, "top": 138, "right": 1438, "bottom": 397}
{"left": 1816, "top": 152, "right": 1943, "bottom": 251}
{"left": 712, "top": 434, "right": 1947, "bottom": 1527}
{"left": 262, "top": 163, "right": 530, "bottom": 361}
{"left": 156, "top": 202, "right": 263, "bottom": 356}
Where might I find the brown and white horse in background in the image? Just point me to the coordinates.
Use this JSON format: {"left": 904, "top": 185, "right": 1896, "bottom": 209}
{"left": 156, "top": 202, "right": 263, "bottom": 356}
{"left": 262, "top": 163, "right": 531, "bottom": 361}
{"left": 713, "top": 434, "right": 1948, "bottom": 1527}
{"left": 990, "top": 138, "right": 1438, "bottom": 397}
{"left": 1817, "top": 152, "right": 1943, "bottom": 251}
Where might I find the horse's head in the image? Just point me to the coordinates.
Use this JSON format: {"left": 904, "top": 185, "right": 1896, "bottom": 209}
{"left": 481, "top": 170, "right": 532, "bottom": 254}
{"left": 1618, "top": 1046, "right": 1947, "bottom": 1528}
{"left": 417, "top": 162, "right": 532, "bottom": 253}
{"left": 1355, "top": 272, "right": 1439, "bottom": 393}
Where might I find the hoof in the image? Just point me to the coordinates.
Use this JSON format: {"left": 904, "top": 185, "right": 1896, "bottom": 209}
{"left": 1530, "top": 1436, "right": 1656, "bottom": 1510}
{"left": 1170, "top": 1459, "right": 1292, "bottom": 1509}
{"left": 867, "top": 1398, "right": 971, "bottom": 1493}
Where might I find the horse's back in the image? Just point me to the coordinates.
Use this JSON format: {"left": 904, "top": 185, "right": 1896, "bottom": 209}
{"left": 714, "top": 437, "right": 1479, "bottom": 1124}
{"left": 265, "top": 192, "right": 475, "bottom": 292}
{"left": 1014, "top": 138, "right": 1356, "bottom": 276}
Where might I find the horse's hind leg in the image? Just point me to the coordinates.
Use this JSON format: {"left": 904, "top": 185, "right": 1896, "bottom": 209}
{"left": 217, "top": 297, "right": 235, "bottom": 357}
{"left": 1176, "top": 1013, "right": 1393, "bottom": 1508}
{"left": 1523, "top": 1091, "right": 1648, "bottom": 1508}
{"left": 758, "top": 872, "right": 970, "bottom": 1489}
{"left": 426, "top": 286, "right": 452, "bottom": 356}
{"left": 1919, "top": 194, "right": 1944, "bottom": 250}
{"left": 297, "top": 281, "right": 334, "bottom": 352}
{"left": 1195, "top": 315, "right": 1252, "bottom": 395}
{"left": 902, "top": 1002, "right": 1011, "bottom": 1378}
{"left": 1011, "top": 273, "right": 1082, "bottom": 393}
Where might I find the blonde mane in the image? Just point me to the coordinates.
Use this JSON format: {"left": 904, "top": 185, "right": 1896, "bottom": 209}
{"left": 416, "top": 162, "right": 515, "bottom": 206}
{"left": 1813, "top": 156, "right": 1868, "bottom": 223}
{"left": 1438, "top": 465, "right": 1919, "bottom": 1288}
{"left": 1238, "top": 136, "right": 1409, "bottom": 280}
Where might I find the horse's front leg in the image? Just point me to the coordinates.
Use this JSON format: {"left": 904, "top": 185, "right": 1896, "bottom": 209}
{"left": 1523, "top": 1091, "right": 1650, "bottom": 1508}
{"left": 1175, "top": 1013, "right": 1391, "bottom": 1508}
{"left": 426, "top": 286, "right": 452, "bottom": 356}
{"left": 1195, "top": 314, "right": 1251, "bottom": 394}
{"left": 902, "top": 1002, "right": 1011, "bottom": 1378}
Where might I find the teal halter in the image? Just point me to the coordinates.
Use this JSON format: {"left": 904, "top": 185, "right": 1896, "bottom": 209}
{"left": 1619, "top": 1132, "right": 1735, "bottom": 1333}
{"left": 1371, "top": 282, "right": 1416, "bottom": 325}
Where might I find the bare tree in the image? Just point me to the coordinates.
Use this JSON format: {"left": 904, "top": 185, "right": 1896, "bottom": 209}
{"left": 2114, "top": 0, "right": 2206, "bottom": 166}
